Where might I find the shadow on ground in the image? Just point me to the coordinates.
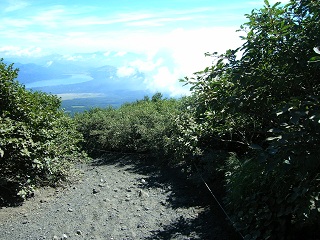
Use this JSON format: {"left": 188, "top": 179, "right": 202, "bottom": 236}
{"left": 0, "top": 183, "right": 24, "bottom": 208}
{"left": 92, "top": 153, "right": 242, "bottom": 240}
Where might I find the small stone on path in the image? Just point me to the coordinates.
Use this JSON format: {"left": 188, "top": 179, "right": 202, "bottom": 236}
{"left": 138, "top": 189, "right": 149, "bottom": 198}
{"left": 92, "top": 188, "right": 100, "bottom": 194}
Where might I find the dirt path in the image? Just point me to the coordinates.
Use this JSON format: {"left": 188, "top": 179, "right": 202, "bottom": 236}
{"left": 0, "top": 154, "right": 238, "bottom": 240}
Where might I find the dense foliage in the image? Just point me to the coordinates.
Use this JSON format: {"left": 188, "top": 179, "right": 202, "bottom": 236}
{"left": 5, "top": 0, "right": 317, "bottom": 238}
{"left": 75, "top": 1, "right": 320, "bottom": 238}
{"left": 75, "top": 93, "right": 187, "bottom": 161}
{"left": 180, "top": 0, "right": 320, "bottom": 239}
{"left": 0, "top": 59, "right": 84, "bottom": 201}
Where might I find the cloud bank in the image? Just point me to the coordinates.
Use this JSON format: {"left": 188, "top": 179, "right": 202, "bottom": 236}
{"left": 1, "top": 0, "right": 272, "bottom": 96}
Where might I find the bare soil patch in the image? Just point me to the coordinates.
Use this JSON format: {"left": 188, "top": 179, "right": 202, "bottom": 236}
{"left": 0, "top": 154, "right": 239, "bottom": 239}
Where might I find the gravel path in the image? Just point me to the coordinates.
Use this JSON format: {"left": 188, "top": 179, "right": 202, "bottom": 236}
{"left": 0, "top": 154, "right": 238, "bottom": 240}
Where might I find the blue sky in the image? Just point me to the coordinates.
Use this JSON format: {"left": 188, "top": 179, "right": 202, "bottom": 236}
{"left": 0, "top": 0, "right": 288, "bottom": 95}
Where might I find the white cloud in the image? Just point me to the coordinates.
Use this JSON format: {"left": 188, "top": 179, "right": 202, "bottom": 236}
{"left": 125, "top": 16, "right": 193, "bottom": 27}
{"left": 4, "top": 0, "right": 29, "bottom": 12}
{"left": 0, "top": 25, "right": 242, "bottom": 96}
{"left": 247, "top": 0, "right": 290, "bottom": 6}
{"left": 104, "top": 51, "right": 111, "bottom": 57}
{"left": 115, "top": 51, "right": 127, "bottom": 57}
{"left": 45, "top": 61, "right": 53, "bottom": 67}
{"left": 144, "top": 66, "right": 189, "bottom": 96}
{"left": 2, "top": 18, "right": 31, "bottom": 28}
{"left": 5, "top": 26, "right": 241, "bottom": 95}
{"left": 31, "top": 8, "right": 67, "bottom": 28}
{"left": 0, "top": 46, "right": 43, "bottom": 57}
{"left": 152, "top": 67, "right": 174, "bottom": 88}
{"left": 62, "top": 54, "right": 83, "bottom": 61}
{"left": 0, "top": 2, "right": 247, "bottom": 97}
{"left": 269, "top": 0, "right": 290, "bottom": 4}
{"left": 66, "top": 13, "right": 156, "bottom": 28}
{"left": 121, "top": 26, "right": 242, "bottom": 96}
{"left": 145, "top": 27, "right": 241, "bottom": 77}
{"left": 117, "top": 66, "right": 136, "bottom": 77}
{"left": 129, "top": 58, "right": 163, "bottom": 72}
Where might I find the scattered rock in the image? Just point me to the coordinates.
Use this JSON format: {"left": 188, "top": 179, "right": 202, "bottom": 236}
{"left": 121, "top": 226, "right": 127, "bottom": 230}
{"left": 138, "top": 189, "right": 149, "bottom": 198}
{"left": 92, "top": 188, "right": 100, "bottom": 194}
{"left": 0, "top": 158, "right": 230, "bottom": 240}
{"left": 160, "top": 200, "right": 167, "bottom": 206}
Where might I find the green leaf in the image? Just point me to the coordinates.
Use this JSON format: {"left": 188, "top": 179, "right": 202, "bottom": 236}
{"left": 249, "top": 144, "right": 263, "bottom": 150}
{"left": 276, "top": 111, "right": 284, "bottom": 116}
{"left": 290, "top": 114, "right": 300, "bottom": 125}
{"left": 266, "top": 136, "right": 282, "bottom": 141}
{"left": 272, "top": 2, "right": 281, "bottom": 8}
{"left": 268, "top": 128, "right": 282, "bottom": 133}
{"left": 287, "top": 192, "right": 299, "bottom": 203}
{"left": 308, "top": 56, "right": 320, "bottom": 63}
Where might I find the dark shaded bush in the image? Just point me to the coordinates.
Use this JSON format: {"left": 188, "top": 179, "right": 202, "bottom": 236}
{"left": 180, "top": 0, "right": 320, "bottom": 239}
{"left": 0, "top": 59, "right": 85, "bottom": 201}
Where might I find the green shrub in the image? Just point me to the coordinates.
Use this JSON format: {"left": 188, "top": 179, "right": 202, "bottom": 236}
{"left": 75, "top": 94, "right": 184, "bottom": 162}
{"left": 181, "top": 0, "right": 320, "bottom": 238}
{"left": 0, "top": 59, "right": 84, "bottom": 201}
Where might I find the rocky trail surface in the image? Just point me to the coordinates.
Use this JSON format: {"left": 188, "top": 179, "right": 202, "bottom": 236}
{"left": 0, "top": 154, "right": 239, "bottom": 240}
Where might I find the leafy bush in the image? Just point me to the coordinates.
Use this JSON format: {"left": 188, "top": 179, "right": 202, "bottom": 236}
{"left": 75, "top": 94, "right": 185, "bottom": 162}
{"left": 181, "top": 0, "right": 320, "bottom": 238}
{"left": 0, "top": 59, "right": 84, "bottom": 201}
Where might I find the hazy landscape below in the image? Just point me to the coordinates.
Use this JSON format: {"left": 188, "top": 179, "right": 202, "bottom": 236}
{"left": 5, "top": 51, "right": 180, "bottom": 113}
